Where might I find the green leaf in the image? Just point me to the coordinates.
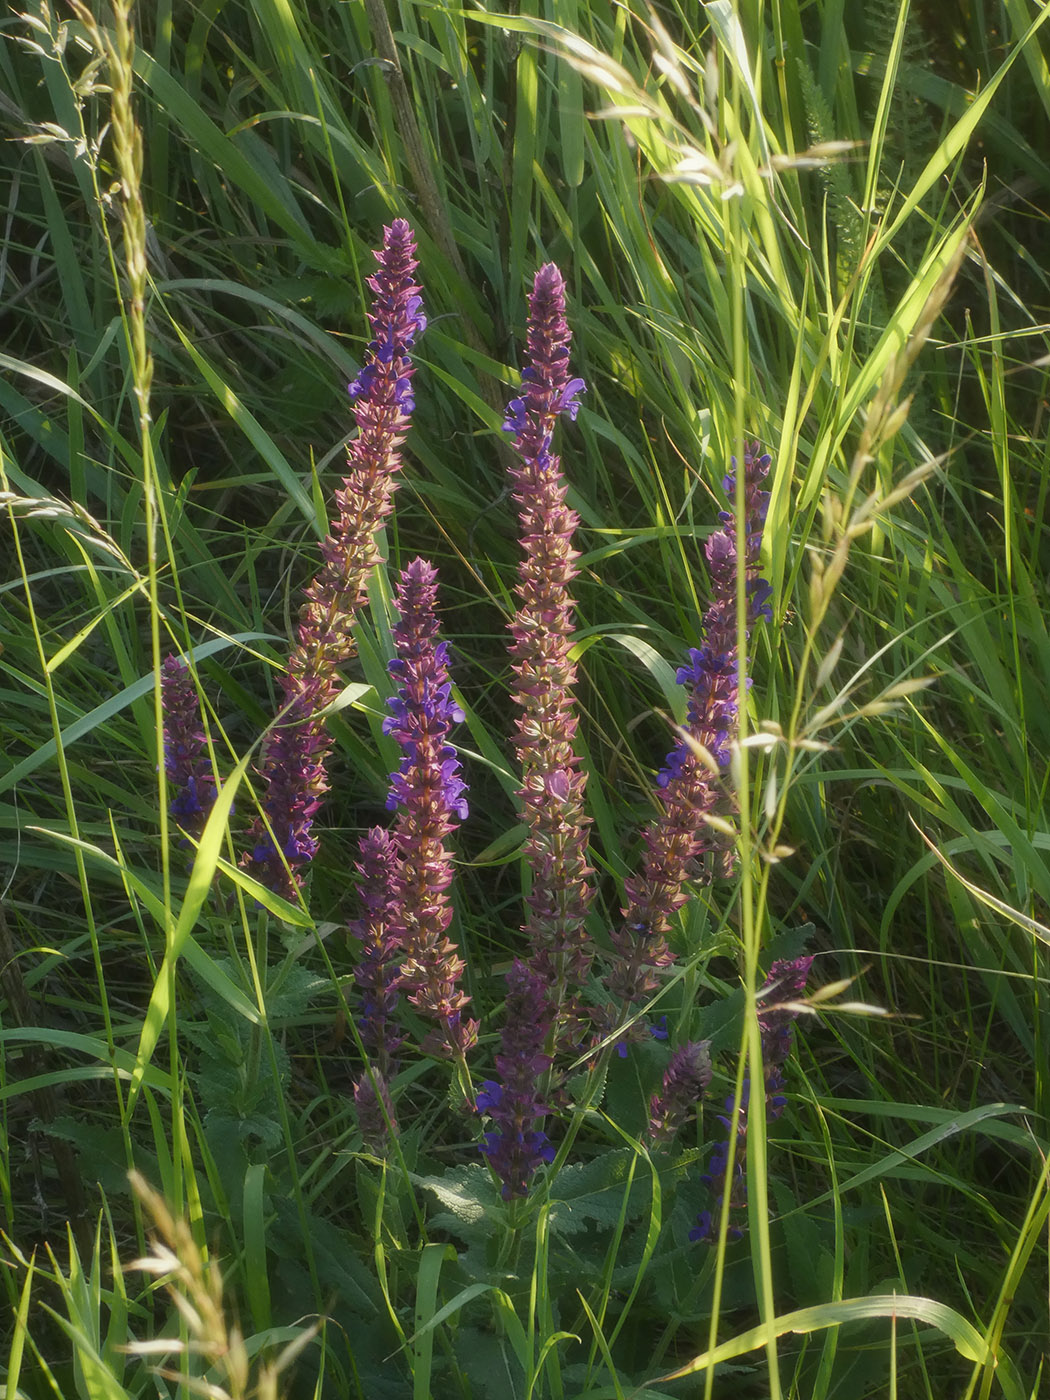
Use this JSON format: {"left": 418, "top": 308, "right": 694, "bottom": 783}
{"left": 655, "top": 1293, "right": 994, "bottom": 1383}
{"left": 127, "top": 745, "right": 255, "bottom": 1113}
{"left": 548, "top": 1150, "right": 647, "bottom": 1237}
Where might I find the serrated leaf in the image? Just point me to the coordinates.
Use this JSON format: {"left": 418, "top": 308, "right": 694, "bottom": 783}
{"left": 548, "top": 1150, "right": 648, "bottom": 1236}
{"left": 417, "top": 1165, "right": 500, "bottom": 1242}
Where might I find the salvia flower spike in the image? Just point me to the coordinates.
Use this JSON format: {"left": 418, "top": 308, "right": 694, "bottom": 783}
{"left": 659, "top": 441, "right": 773, "bottom": 787}
{"left": 690, "top": 956, "right": 812, "bottom": 1242}
{"left": 161, "top": 654, "right": 216, "bottom": 843}
{"left": 351, "top": 827, "right": 406, "bottom": 1070}
{"left": 612, "top": 442, "right": 772, "bottom": 1004}
{"left": 249, "top": 221, "right": 424, "bottom": 895}
{"left": 648, "top": 1040, "right": 712, "bottom": 1146}
{"left": 476, "top": 960, "right": 556, "bottom": 1198}
{"left": 757, "top": 955, "right": 814, "bottom": 1117}
{"left": 350, "top": 827, "right": 405, "bottom": 1147}
{"left": 385, "top": 557, "right": 477, "bottom": 1058}
{"left": 503, "top": 262, "right": 594, "bottom": 1032}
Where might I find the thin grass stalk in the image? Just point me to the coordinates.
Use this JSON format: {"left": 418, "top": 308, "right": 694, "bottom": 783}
{"left": 70, "top": 0, "right": 164, "bottom": 885}
{"left": 103, "top": 0, "right": 191, "bottom": 1233}
{"left": 700, "top": 40, "right": 781, "bottom": 1400}
{"left": 58, "top": 0, "right": 172, "bottom": 1178}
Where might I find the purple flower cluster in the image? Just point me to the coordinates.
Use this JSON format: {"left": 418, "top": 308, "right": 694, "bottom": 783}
{"left": 350, "top": 828, "right": 404, "bottom": 1147}
{"left": 690, "top": 956, "right": 812, "bottom": 1242}
{"left": 157, "top": 232, "right": 812, "bottom": 1222}
{"left": 477, "top": 960, "right": 556, "bottom": 1198}
{"left": 757, "top": 955, "right": 814, "bottom": 1115}
{"left": 248, "top": 676, "right": 331, "bottom": 894}
{"left": 350, "top": 826, "right": 404, "bottom": 1076}
{"left": 648, "top": 1040, "right": 712, "bottom": 1146}
{"left": 384, "top": 633, "right": 468, "bottom": 827}
{"left": 503, "top": 263, "right": 594, "bottom": 1035}
{"left": 658, "top": 442, "right": 772, "bottom": 785}
{"left": 690, "top": 1078, "right": 751, "bottom": 1243}
{"left": 610, "top": 443, "right": 772, "bottom": 1004}
{"left": 384, "top": 558, "right": 477, "bottom": 1059}
{"left": 160, "top": 654, "right": 216, "bottom": 842}
{"left": 249, "top": 221, "right": 424, "bottom": 896}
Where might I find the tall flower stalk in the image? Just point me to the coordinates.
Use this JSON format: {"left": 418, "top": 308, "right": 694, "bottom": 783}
{"left": 249, "top": 221, "right": 425, "bottom": 896}
{"left": 384, "top": 557, "right": 476, "bottom": 1059}
{"left": 610, "top": 443, "right": 772, "bottom": 1004}
{"left": 503, "top": 263, "right": 592, "bottom": 1034}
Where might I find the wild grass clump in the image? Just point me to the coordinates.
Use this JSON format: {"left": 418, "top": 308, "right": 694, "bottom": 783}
{"left": 2, "top": 2, "right": 1049, "bottom": 1398}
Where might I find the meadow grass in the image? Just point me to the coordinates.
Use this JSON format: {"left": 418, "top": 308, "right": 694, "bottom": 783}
{"left": 1, "top": 1, "right": 1049, "bottom": 1397}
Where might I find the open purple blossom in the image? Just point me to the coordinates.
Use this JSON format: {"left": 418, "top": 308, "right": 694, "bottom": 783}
{"left": 477, "top": 960, "right": 556, "bottom": 1199}
{"left": 648, "top": 1040, "right": 712, "bottom": 1146}
{"left": 613, "top": 1016, "right": 669, "bottom": 1059}
{"left": 691, "top": 956, "right": 812, "bottom": 1243}
{"left": 161, "top": 654, "right": 216, "bottom": 843}
{"left": 385, "top": 558, "right": 477, "bottom": 1058}
{"left": 610, "top": 443, "right": 772, "bottom": 1004}
{"left": 502, "top": 373, "right": 585, "bottom": 435}
{"left": 504, "top": 263, "right": 594, "bottom": 1042}
{"left": 384, "top": 639, "right": 468, "bottom": 821}
{"left": 248, "top": 221, "right": 424, "bottom": 896}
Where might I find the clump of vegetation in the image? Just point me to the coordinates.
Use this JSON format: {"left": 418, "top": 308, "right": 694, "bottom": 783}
{"left": 2, "top": 2, "right": 1048, "bottom": 1397}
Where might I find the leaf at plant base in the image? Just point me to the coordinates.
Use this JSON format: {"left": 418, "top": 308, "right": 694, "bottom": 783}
{"left": 45, "top": 1117, "right": 158, "bottom": 1198}
{"left": 773, "top": 1177, "right": 835, "bottom": 1307}
{"left": 268, "top": 1195, "right": 381, "bottom": 1319}
{"left": 452, "top": 1325, "right": 524, "bottom": 1400}
{"left": 416, "top": 1165, "right": 501, "bottom": 1250}
{"left": 547, "top": 1149, "right": 648, "bottom": 1236}
{"left": 262, "top": 960, "right": 329, "bottom": 1020}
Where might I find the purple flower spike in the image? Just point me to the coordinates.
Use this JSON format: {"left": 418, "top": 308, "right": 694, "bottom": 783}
{"left": 693, "top": 956, "right": 812, "bottom": 1244}
{"left": 348, "top": 228, "right": 426, "bottom": 407}
{"left": 350, "top": 827, "right": 405, "bottom": 1074}
{"left": 248, "top": 674, "right": 330, "bottom": 892}
{"left": 385, "top": 558, "right": 477, "bottom": 1059}
{"left": 476, "top": 960, "right": 556, "bottom": 1199}
{"left": 657, "top": 440, "right": 771, "bottom": 788}
{"left": 354, "top": 1071, "right": 397, "bottom": 1152}
{"left": 693, "top": 1086, "right": 750, "bottom": 1243}
{"left": 648, "top": 1040, "right": 712, "bottom": 1146}
{"left": 504, "top": 263, "right": 595, "bottom": 1042}
{"left": 758, "top": 955, "right": 814, "bottom": 1118}
{"left": 610, "top": 443, "right": 772, "bottom": 1003}
{"left": 249, "top": 222, "right": 424, "bottom": 896}
{"left": 161, "top": 654, "right": 216, "bottom": 842}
